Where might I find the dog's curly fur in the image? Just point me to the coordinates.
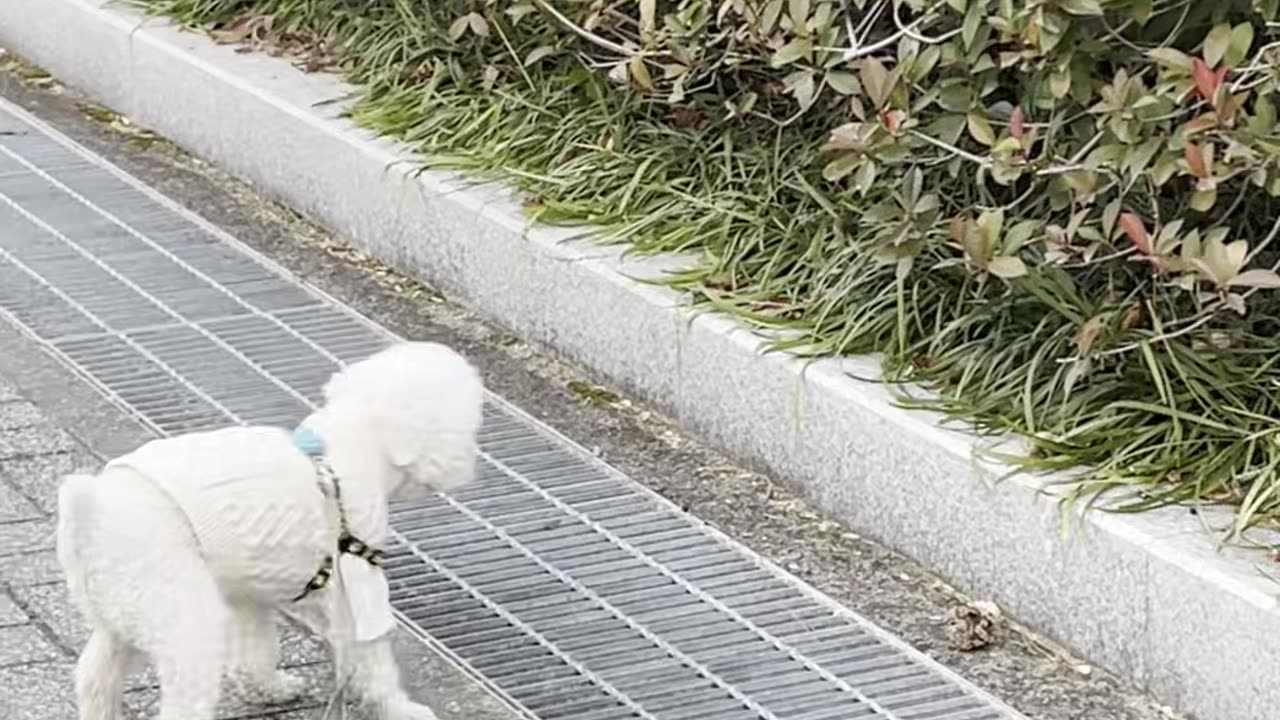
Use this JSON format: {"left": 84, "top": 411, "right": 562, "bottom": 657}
{"left": 56, "top": 342, "right": 484, "bottom": 720}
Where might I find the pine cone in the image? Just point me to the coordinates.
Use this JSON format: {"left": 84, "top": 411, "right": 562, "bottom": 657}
{"left": 945, "top": 600, "right": 1003, "bottom": 651}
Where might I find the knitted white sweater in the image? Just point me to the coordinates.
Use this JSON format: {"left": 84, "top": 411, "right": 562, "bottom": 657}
{"left": 107, "top": 426, "right": 362, "bottom": 602}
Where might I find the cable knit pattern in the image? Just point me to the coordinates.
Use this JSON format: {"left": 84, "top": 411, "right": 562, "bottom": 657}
{"left": 107, "top": 426, "right": 343, "bottom": 601}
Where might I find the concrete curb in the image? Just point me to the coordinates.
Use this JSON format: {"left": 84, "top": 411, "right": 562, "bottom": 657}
{"left": 2, "top": 2, "right": 1277, "bottom": 718}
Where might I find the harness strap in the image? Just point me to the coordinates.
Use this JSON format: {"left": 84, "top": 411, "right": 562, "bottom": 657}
{"left": 292, "top": 427, "right": 384, "bottom": 603}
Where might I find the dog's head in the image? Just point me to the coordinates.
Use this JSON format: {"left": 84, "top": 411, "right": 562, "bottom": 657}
{"left": 321, "top": 341, "right": 483, "bottom": 496}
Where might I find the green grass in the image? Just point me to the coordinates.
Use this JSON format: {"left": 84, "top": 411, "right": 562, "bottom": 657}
{"left": 130, "top": 0, "right": 1280, "bottom": 541}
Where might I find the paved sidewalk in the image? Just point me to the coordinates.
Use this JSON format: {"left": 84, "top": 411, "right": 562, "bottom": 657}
{"left": 0, "top": 374, "right": 91, "bottom": 720}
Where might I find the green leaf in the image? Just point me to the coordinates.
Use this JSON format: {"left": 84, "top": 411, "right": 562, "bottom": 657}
{"left": 1125, "top": 137, "right": 1163, "bottom": 179}
{"left": 912, "top": 45, "right": 941, "bottom": 82}
{"left": 938, "top": 82, "right": 974, "bottom": 112}
{"left": 976, "top": 207, "right": 1005, "bottom": 248}
{"left": 1224, "top": 23, "right": 1255, "bottom": 68}
{"left": 772, "top": 37, "right": 811, "bottom": 67}
{"left": 1147, "top": 47, "right": 1194, "bottom": 71}
{"left": 967, "top": 112, "right": 996, "bottom": 146}
{"left": 1059, "top": 0, "right": 1103, "bottom": 15}
{"left": 1191, "top": 187, "right": 1218, "bottom": 212}
{"left": 1050, "top": 65, "right": 1071, "bottom": 99}
{"left": 468, "top": 12, "right": 490, "bottom": 37}
{"left": 629, "top": 57, "right": 653, "bottom": 91}
{"left": 523, "top": 46, "right": 557, "bottom": 66}
{"left": 859, "top": 58, "right": 894, "bottom": 108}
{"left": 854, "top": 160, "right": 878, "bottom": 195}
{"left": 826, "top": 71, "right": 862, "bottom": 96}
{"left": 786, "top": 70, "right": 817, "bottom": 108}
{"left": 789, "top": 0, "right": 811, "bottom": 30}
{"left": 1252, "top": 96, "right": 1277, "bottom": 134}
{"left": 896, "top": 256, "right": 914, "bottom": 281}
{"left": 928, "top": 114, "right": 968, "bottom": 144}
{"left": 1229, "top": 269, "right": 1280, "bottom": 288}
{"left": 988, "top": 256, "right": 1028, "bottom": 278}
{"left": 640, "top": 0, "right": 656, "bottom": 41}
{"left": 822, "top": 153, "right": 862, "bottom": 181}
{"left": 1005, "top": 219, "right": 1041, "bottom": 250}
{"left": 504, "top": 3, "right": 537, "bottom": 21}
{"left": 1204, "top": 24, "right": 1231, "bottom": 68}
{"left": 1132, "top": 0, "right": 1153, "bottom": 24}
{"left": 482, "top": 64, "right": 500, "bottom": 91}
{"left": 993, "top": 136, "right": 1021, "bottom": 154}
{"left": 1150, "top": 154, "right": 1179, "bottom": 186}
{"left": 448, "top": 14, "right": 471, "bottom": 41}
{"left": 761, "top": 0, "right": 785, "bottom": 33}
{"left": 961, "top": 0, "right": 983, "bottom": 49}
{"left": 1102, "top": 198, "right": 1122, "bottom": 239}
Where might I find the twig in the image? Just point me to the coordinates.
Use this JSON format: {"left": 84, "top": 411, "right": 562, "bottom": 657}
{"left": 531, "top": 0, "right": 655, "bottom": 58}
{"left": 892, "top": 0, "right": 961, "bottom": 45}
{"left": 836, "top": 0, "right": 949, "bottom": 60}
{"left": 1085, "top": 310, "right": 1221, "bottom": 360}
{"left": 907, "top": 129, "right": 991, "bottom": 166}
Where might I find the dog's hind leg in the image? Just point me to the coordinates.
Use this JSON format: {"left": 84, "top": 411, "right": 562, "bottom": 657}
{"left": 227, "top": 601, "right": 307, "bottom": 705}
{"left": 151, "top": 586, "right": 229, "bottom": 720}
{"left": 74, "top": 627, "right": 127, "bottom": 720}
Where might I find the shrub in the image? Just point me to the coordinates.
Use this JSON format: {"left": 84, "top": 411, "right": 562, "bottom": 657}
{"left": 141, "top": 0, "right": 1280, "bottom": 534}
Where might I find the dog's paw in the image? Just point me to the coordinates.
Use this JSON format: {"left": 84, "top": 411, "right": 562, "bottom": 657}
{"left": 237, "top": 670, "right": 307, "bottom": 705}
{"left": 382, "top": 699, "right": 440, "bottom": 720}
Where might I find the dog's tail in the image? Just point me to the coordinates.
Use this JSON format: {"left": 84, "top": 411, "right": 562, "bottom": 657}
{"left": 56, "top": 473, "right": 98, "bottom": 614}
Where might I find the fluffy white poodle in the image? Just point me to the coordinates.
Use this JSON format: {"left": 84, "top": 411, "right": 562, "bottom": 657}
{"left": 56, "top": 341, "right": 484, "bottom": 720}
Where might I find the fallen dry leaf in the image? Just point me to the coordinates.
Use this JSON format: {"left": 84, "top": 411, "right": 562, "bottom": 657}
{"left": 944, "top": 599, "right": 1003, "bottom": 651}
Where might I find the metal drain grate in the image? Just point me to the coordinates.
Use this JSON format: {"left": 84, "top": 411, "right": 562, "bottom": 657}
{"left": 0, "top": 98, "right": 1024, "bottom": 720}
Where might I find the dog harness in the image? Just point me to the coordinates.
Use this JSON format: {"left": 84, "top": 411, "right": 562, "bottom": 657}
{"left": 291, "top": 426, "right": 387, "bottom": 603}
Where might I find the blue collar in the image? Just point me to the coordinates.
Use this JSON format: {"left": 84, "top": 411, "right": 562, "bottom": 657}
{"left": 292, "top": 426, "right": 327, "bottom": 457}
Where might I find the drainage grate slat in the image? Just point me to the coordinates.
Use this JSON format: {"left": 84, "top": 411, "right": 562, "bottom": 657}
{"left": 0, "top": 98, "right": 1024, "bottom": 720}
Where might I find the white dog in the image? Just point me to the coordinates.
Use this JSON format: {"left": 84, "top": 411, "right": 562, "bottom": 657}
{"left": 56, "top": 341, "right": 484, "bottom": 720}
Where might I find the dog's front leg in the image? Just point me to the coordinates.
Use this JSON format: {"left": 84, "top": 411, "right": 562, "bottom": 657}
{"left": 226, "top": 601, "right": 307, "bottom": 705}
{"left": 342, "top": 637, "right": 440, "bottom": 720}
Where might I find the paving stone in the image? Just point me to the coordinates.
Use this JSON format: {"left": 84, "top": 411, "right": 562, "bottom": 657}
{"left": 0, "top": 591, "right": 28, "bottom": 626}
{"left": 0, "top": 426, "right": 74, "bottom": 460}
{"left": 0, "top": 378, "right": 21, "bottom": 403}
{"left": 0, "top": 402, "right": 43, "bottom": 431}
{"left": 0, "top": 519, "right": 55, "bottom": 556}
{"left": 0, "top": 483, "right": 41, "bottom": 522}
{"left": 0, "top": 452, "right": 95, "bottom": 514}
{"left": 0, "top": 549, "right": 62, "bottom": 587}
{"left": 0, "top": 624, "right": 59, "bottom": 666}
{"left": 123, "top": 662, "right": 335, "bottom": 720}
{"left": 0, "top": 660, "right": 77, "bottom": 720}
{"left": 8, "top": 583, "right": 82, "bottom": 650}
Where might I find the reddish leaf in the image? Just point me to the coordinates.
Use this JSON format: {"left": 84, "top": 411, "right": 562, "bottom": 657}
{"left": 1009, "top": 106, "right": 1025, "bottom": 141}
{"left": 949, "top": 215, "right": 967, "bottom": 244}
{"left": 1119, "top": 212, "right": 1152, "bottom": 254}
{"left": 1191, "top": 59, "right": 1223, "bottom": 106}
{"left": 1184, "top": 142, "right": 1209, "bottom": 178}
{"left": 880, "top": 109, "right": 901, "bottom": 132}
